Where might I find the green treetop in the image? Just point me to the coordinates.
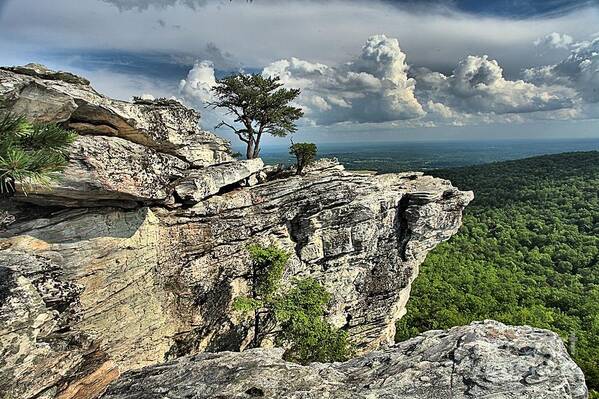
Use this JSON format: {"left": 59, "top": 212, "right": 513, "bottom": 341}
{"left": 289, "top": 142, "right": 317, "bottom": 175}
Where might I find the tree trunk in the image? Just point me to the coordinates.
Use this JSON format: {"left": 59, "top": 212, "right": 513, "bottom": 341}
{"left": 252, "top": 132, "right": 262, "bottom": 159}
{"left": 251, "top": 261, "right": 259, "bottom": 348}
{"left": 253, "top": 309, "right": 260, "bottom": 348}
{"left": 246, "top": 139, "right": 255, "bottom": 160}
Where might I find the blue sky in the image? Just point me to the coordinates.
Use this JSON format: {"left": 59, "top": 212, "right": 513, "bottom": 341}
{"left": 1, "top": 0, "right": 599, "bottom": 145}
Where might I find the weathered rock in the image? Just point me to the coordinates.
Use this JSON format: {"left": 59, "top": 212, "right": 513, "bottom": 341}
{"left": 0, "top": 208, "right": 181, "bottom": 399}
{"left": 0, "top": 64, "right": 242, "bottom": 206}
{"left": 0, "top": 64, "right": 232, "bottom": 166}
{"left": 101, "top": 320, "right": 588, "bottom": 399}
{"left": 174, "top": 158, "right": 264, "bottom": 203}
{"left": 0, "top": 250, "right": 118, "bottom": 399}
{"left": 15, "top": 135, "right": 189, "bottom": 207}
{"left": 0, "top": 161, "right": 472, "bottom": 398}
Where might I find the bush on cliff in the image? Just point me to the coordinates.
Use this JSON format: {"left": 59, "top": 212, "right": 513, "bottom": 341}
{"left": 289, "top": 142, "right": 317, "bottom": 175}
{"left": 233, "top": 244, "right": 353, "bottom": 363}
{"left": 274, "top": 277, "right": 354, "bottom": 363}
{"left": 0, "top": 113, "right": 76, "bottom": 194}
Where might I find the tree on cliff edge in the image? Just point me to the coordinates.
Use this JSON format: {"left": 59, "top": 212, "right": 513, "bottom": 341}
{"left": 209, "top": 74, "right": 304, "bottom": 159}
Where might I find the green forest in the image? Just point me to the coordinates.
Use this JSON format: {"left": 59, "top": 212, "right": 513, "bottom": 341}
{"left": 395, "top": 151, "right": 599, "bottom": 394}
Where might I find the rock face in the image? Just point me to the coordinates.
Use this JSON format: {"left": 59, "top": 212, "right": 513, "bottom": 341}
{"left": 1, "top": 63, "right": 237, "bottom": 207}
{"left": 0, "top": 164, "right": 472, "bottom": 398}
{"left": 0, "top": 64, "right": 232, "bottom": 168}
{"left": 1, "top": 65, "right": 585, "bottom": 399}
{"left": 174, "top": 158, "right": 264, "bottom": 203}
{"left": 102, "top": 320, "right": 588, "bottom": 399}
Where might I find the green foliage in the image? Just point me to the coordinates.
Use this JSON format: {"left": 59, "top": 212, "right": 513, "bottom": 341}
{"left": 232, "top": 296, "right": 262, "bottom": 315}
{"left": 209, "top": 73, "right": 303, "bottom": 159}
{"left": 395, "top": 152, "right": 599, "bottom": 394}
{"left": 0, "top": 113, "right": 76, "bottom": 194}
{"left": 247, "top": 243, "right": 289, "bottom": 300}
{"left": 275, "top": 278, "right": 353, "bottom": 364}
{"left": 289, "top": 142, "right": 317, "bottom": 175}
{"left": 234, "top": 244, "right": 353, "bottom": 363}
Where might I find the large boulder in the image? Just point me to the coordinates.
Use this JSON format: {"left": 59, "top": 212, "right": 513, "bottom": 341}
{"left": 101, "top": 320, "right": 588, "bottom": 399}
{"left": 15, "top": 135, "right": 189, "bottom": 207}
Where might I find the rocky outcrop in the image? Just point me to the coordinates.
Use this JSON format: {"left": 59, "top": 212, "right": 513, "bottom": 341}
{"left": 102, "top": 320, "right": 588, "bottom": 399}
{"left": 0, "top": 64, "right": 232, "bottom": 168}
{"left": 174, "top": 158, "right": 264, "bottom": 203}
{"left": 16, "top": 135, "right": 190, "bottom": 207}
{"left": 1, "top": 164, "right": 472, "bottom": 399}
{"left": 1, "top": 63, "right": 238, "bottom": 207}
{"left": 2, "top": 65, "right": 585, "bottom": 399}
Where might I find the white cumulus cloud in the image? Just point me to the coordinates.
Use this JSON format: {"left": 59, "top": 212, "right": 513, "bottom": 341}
{"left": 262, "top": 34, "right": 425, "bottom": 125}
{"left": 534, "top": 32, "right": 574, "bottom": 50}
{"left": 178, "top": 35, "right": 591, "bottom": 131}
{"left": 525, "top": 38, "right": 599, "bottom": 104}
{"left": 414, "top": 55, "right": 577, "bottom": 116}
{"left": 179, "top": 60, "right": 217, "bottom": 105}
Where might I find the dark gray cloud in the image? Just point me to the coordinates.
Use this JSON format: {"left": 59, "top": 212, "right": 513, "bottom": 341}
{"left": 3, "top": 0, "right": 598, "bottom": 74}
{"left": 2, "top": 0, "right": 598, "bottom": 133}
{"left": 525, "top": 38, "right": 599, "bottom": 104}
{"left": 99, "top": 0, "right": 598, "bottom": 17}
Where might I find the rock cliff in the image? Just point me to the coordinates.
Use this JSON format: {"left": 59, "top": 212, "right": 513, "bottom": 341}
{"left": 0, "top": 65, "right": 586, "bottom": 399}
{"left": 102, "top": 320, "right": 588, "bottom": 399}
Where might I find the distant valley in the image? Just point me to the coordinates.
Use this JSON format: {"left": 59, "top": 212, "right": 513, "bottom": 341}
{"left": 258, "top": 138, "right": 599, "bottom": 173}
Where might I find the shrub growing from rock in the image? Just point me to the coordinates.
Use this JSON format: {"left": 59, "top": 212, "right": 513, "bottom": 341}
{"left": 289, "top": 142, "right": 317, "bottom": 175}
{"left": 274, "top": 277, "right": 353, "bottom": 363}
{"left": 233, "top": 244, "right": 353, "bottom": 363}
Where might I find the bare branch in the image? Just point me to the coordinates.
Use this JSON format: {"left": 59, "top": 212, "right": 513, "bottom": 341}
{"left": 235, "top": 131, "right": 250, "bottom": 144}
{"left": 215, "top": 120, "right": 237, "bottom": 131}
{"left": 215, "top": 121, "right": 251, "bottom": 144}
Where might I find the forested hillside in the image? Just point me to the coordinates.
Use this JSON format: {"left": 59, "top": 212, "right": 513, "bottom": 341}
{"left": 396, "top": 151, "right": 599, "bottom": 394}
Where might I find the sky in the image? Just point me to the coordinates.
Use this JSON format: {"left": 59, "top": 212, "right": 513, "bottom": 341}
{"left": 1, "top": 0, "right": 599, "bottom": 145}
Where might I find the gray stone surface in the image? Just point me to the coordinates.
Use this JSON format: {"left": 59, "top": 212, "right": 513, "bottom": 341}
{"left": 14, "top": 135, "right": 189, "bottom": 206}
{"left": 174, "top": 158, "right": 264, "bottom": 203}
{"left": 0, "top": 64, "right": 232, "bottom": 167}
{"left": 1, "top": 64, "right": 237, "bottom": 206}
{"left": 0, "top": 161, "right": 473, "bottom": 398}
{"left": 101, "top": 320, "right": 588, "bottom": 399}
